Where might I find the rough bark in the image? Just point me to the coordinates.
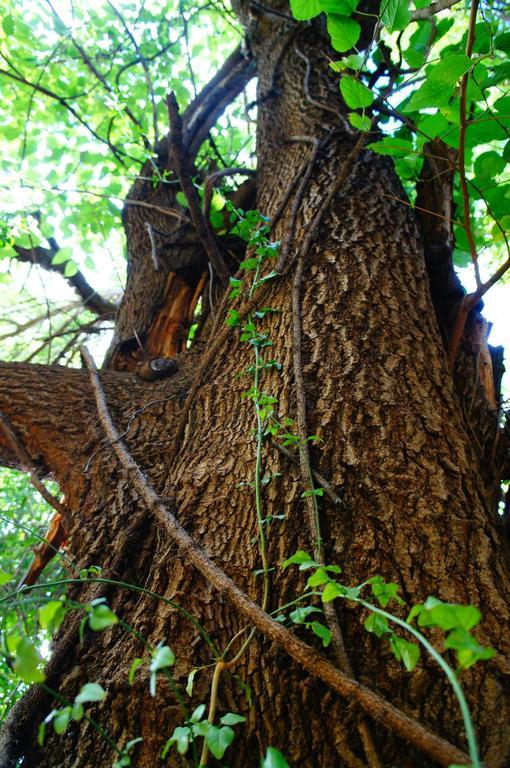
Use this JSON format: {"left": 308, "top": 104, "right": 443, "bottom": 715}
{"left": 1, "top": 4, "right": 509, "bottom": 768}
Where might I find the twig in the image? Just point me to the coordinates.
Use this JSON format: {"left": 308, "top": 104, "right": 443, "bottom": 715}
{"left": 202, "top": 167, "right": 256, "bottom": 220}
{"left": 0, "top": 413, "right": 67, "bottom": 518}
{"left": 81, "top": 346, "right": 470, "bottom": 768}
{"left": 167, "top": 92, "right": 230, "bottom": 283}
{"left": 124, "top": 198, "right": 189, "bottom": 221}
{"left": 457, "top": 0, "right": 481, "bottom": 289}
{"left": 106, "top": 0, "right": 159, "bottom": 143}
{"left": 411, "top": 0, "right": 461, "bottom": 20}
{"left": 271, "top": 441, "right": 346, "bottom": 508}
{"left": 292, "top": 129, "right": 381, "bottom": 768}
{"left": 14, "top": 241, "right": 117, "bottom": 319}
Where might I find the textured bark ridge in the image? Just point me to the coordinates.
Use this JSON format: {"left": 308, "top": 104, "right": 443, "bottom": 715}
{"left": 0, "top": 4, "right": 509, "bottom": 768}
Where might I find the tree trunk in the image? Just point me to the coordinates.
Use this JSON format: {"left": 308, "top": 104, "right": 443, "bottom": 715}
{"left": 1, "top": 5, "right": 509, "bottom": 768}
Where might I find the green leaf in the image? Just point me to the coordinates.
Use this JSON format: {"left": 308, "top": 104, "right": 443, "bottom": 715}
{"left": 340, "top": 77, "right": 374, "bottom": 109}
{"left": 128, "top": 658, "right": 144, "bottom": 685}
{"left": 64, "top": 260, "right": 79, "bottom": 278}
{"left": 289, "top": 605, "right": 322, "bottom": 623}
{"left": 419, "top": 598, "right": 481, "bottom": 631}
{"left": 12, "top": 638, "right": 46, "bottom": 684}
{"left": 473, "top": 151, "right": 506, "bottom": 182}
{"left": 348, "top": 112, "right": 372, "bottom": 132}
{"left": 403, "top": 21, "right": 432, "bottom": 68}
{"left": 327, "top": 15, "right": 361, "bottom": 52}
{"left": 74, "top": 682, "right": 106, "bottom": 705}
{"left": 89, "top": 603, "right": 118, "bottom": 631}
{"left": 38, "top": 600, "right": 65, "bottom": 632}
{"left": 407, "top": 54, "right": 472, "bottom": 111}
{"left": 381, "top": 0, "right": 411, "bottom": 32}
{"left": 369, "top": 579, "right": 404, "bottom": 607}
{"left": 310, "top": 621, "right": 332, "bottom": 647}
{"left": 226, "top": 309, "right": 241, "bottom": 327}
{"left": 320, "top": 0, "right": 359, "bottom": 13}
{"left": 150, "top": 645, "right": 176, "bottom": 672}
{"left": 368, "top": 137, "right": 414, "bottom": 158}
{"left": 191, "top": 703, "right": 206, "bottom": 722}
{"left": 282, "top": 550, "right": 315, "bottom": 569}
{"left": 444, "top": 628, "right": 496, "bottom": 670}
{"left": 219, "top": 712, "right": 246, "bottom": 726}
{"left": 0, "top": 569, "right": 13, "bottom": 585}
{"left": 53, "top": 707, "right": 71, "bottom": 735}
{"left": 307, "top": 567, "right": 331, "bottom": 587}
{"left": 2, "top": 15, "right": 15, "bottom": 35}
{"left": 186, "top": 668, "right": 197, "bottom": 696}
{"left": 51, "top": 246, "right": 73, "bottom": 265}
{"left": 163, "top": 726, "right": 190, "bottom": 756}
{"left": 206, "top": 725, "right": 234, "bottom": 759}
{"left": 321, "top": 581, "right": 345, "bottom": 602}
{"left": 261, "top": 746, "right": 291, "bottom": 767}
{"left": 364, "top": 613, "right": 390, "bottom": 638}
{"left": 289, "top": 0, "right": 322, "bottom": 20}
{"left": 389, "top": 636, "right": 420, "bottom": 671}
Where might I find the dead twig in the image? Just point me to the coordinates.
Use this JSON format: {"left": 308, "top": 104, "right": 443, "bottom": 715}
{"left": 81, "top": 345, "right": 470, "bottom": 768}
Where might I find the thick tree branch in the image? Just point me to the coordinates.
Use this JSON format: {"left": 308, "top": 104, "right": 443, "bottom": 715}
{"left": 82, "top": 346, "right": 471, "bottom": 768}
{"left": 13, "top": 241, "right": 117, "bottom": 319}
{"left": 167, "top": 92, "right": 230, "bottom": 282}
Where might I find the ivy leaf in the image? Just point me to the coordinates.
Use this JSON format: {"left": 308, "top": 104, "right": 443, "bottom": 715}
{"left": 150, "top": 645, "right": 176, "bottom": 673}
{"left": 206, "top": 725, "right": 234, "bottom": 759}
{"left": 381, "top": 0, "right": 411, "bottom": 32}
{"left": 261, "top": 746, "right": 291, "bottom": 767}
{"left": 310, "top": 621, "right": 332, "bottom": 647}
{"left": 190, "top": 703, "right": 206, "bottom": 722}
{"left": 74, "top": 682, "right": 106, "bottom": 705}
{"left": 444, "top": 628, "right": 496, "bottom": 670}
{"left": 418, "top": 597, "right": 481, "bottom": 631}
{"left": 327, "top": 15, "right": 361, "bottom": 53}
{"left": 89, "top": 603, "right": 118, "bottom": 631}
{"left": 289, "top": 605, "right": 322, "bottom": 623}
{"left": 389, "top": 636, "right": 420, "bottom": 671}
{"left": 321, "top": 581, "right": 345, "bottom": 602}
{"left": 340, "top": 77, "right": 374, "bottom": 109}
{"left": 289, "top": 0, "right": 322, "bottom": 19}
{"left": 128, "top": 658, "right": 144, "bottom": 685}
{"left": 369, "top": 579, "right": 404, "bottom": 607}
{"left": 219, "top": 712, "right": 246, "bottom": 726}
{"left": 364, "top": 613, "right": 391, "bottom": 638}
{"left": 282, "top": 550, "right": 317, "bottom": 569}
{"left": 53, "top": 707, "right": 71, "bottom": 735}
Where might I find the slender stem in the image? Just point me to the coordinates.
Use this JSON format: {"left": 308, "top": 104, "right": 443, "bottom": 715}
{"left": 356, "top": 599, "right": 480, "bottom": 768}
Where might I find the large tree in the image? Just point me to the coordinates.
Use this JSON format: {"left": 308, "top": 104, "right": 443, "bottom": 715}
{"left": 0, "top": 0, "right": 509, "bottom": 767}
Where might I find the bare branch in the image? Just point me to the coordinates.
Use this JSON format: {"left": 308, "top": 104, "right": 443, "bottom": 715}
{"left": 13, "top": 241, "right": 117, "bottom": 319}
{"left": 411, "top": 0, "right": 461, "bottom": 20}
{"left": 82, "top": 345, "right": 470, "bottom": 768}
{"left": 167, "top": 92, "right": 230, "bottom": 282}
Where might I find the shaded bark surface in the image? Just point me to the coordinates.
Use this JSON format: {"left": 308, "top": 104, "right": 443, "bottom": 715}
{"left": 0, "top": 4, "right": 509, "bottom": 768}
